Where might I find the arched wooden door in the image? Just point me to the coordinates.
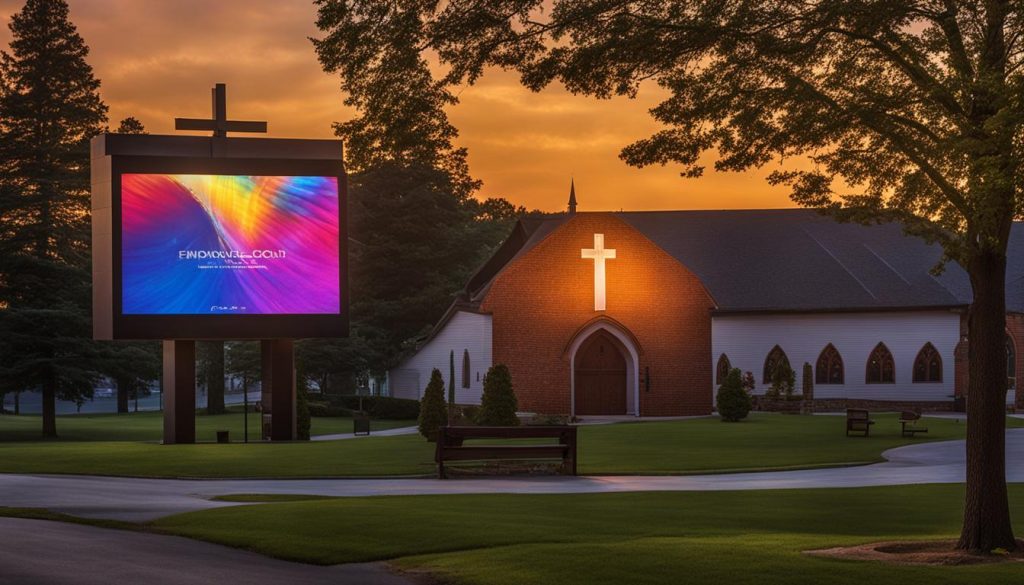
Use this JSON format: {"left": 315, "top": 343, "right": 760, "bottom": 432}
{"left": 574, "top": 329, "right": 627, "bottom": 415}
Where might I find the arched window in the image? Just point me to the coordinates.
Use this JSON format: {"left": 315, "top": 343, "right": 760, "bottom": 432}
{"left": 912, "top": 343, "right": 942, "bottom": 383}
{"left": 815, "top": 344, "right": 844, "bottom": 384}
{"left": 1008, "top": 334, "right": 1017, "bottom": 390}
{"left": 763, "top": 345, "right": 790, "bottom": 384}
{"left": 866, "top": 342, "right": 895, "bottom": 384}
{"left": 461, "top": 350, "right": 471, "bottom": 389}
{"left": 716, "top": 354, "right": 731, "bottom": 385}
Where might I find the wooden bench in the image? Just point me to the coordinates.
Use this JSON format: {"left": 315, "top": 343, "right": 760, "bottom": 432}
{"left": 435, "top": 425, "right": 578, "bottom": 479}
{"left": 898, "top": 411, "right": 929, "bottom": 437}
{"left": 846, "top": 408, "right": 875, "bottom": 437}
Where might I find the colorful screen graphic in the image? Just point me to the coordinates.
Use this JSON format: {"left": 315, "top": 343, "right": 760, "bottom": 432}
{"left": 121, "top": 174, "right": 340, "bottom": 315}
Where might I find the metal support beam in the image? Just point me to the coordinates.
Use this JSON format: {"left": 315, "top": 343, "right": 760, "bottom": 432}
{"left": 162, "top": 340, "right": 196, "bottom": 444}
{"left": 261, "top": 339, "right": 296, "bottom": 441}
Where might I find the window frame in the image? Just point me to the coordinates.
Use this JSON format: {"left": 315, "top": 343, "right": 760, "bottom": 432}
{"left": 865, "top": 342, "right": 896, "bottom": 384}
{"left": 815, "top": 343, "right": 844, "bottom": 385}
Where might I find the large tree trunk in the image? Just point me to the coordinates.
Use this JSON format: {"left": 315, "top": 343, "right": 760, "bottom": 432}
{"left": 959, "top": 249, "right": 1017, "bottom": 551}
{"left": 116, "top": 377, "right": 130, "bottom": 414}
{"left": 205, "top": 341, "right": 226, "bottom": 415}
{"left": 41, "top": 378, "right": 57, "bottom": 438}
{"left": 13, "top": 391, "right": 19, "bottom": 415}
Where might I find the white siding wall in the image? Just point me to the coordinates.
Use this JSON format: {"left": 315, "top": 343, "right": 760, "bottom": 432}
{"left": 387, "top": 311, "right": 493, "bottom": 404}
{"left": 712, "top": 311, "right": 961, "bottom": 402}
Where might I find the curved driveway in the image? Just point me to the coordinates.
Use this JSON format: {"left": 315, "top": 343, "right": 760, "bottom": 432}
{"left": 2, "top": 429, "right": 1022, "bottom": 522}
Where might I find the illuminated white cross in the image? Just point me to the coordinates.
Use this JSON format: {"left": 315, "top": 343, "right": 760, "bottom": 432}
{"left": 581, "top": 233, "right": 616, "bottom": 311}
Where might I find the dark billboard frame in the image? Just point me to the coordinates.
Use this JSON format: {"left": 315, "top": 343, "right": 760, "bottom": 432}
{"left": 99, "top": 154, "right": 348, "bottom": 340}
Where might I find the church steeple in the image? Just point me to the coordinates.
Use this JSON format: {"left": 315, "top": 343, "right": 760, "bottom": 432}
{"left": 568, "top": 178, "right": 577, "bottom": 214}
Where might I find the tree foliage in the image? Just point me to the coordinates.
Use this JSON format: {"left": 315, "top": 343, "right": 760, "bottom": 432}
{"left": 311, "top": 0, "right": 1024, "bottom": 550}
{"left": 115, "top": 116, "right": 146, "bottom": 134}
{"left": 478, "top": 364, "right": 519, "bottom": 426}
{"left": 0, "top": 0, "right": 108, "bottom": 436}
{"left": 716, "top": 367, "right": 751, "bottom": 422}
{"left": 197, "top": 341, "right": 225, "bottom": 415}
{"left": 345, "top": 162, "right": 524, "bottom": 373}
{"left": 418, "top": 368, "right": 448, "bottom": 440}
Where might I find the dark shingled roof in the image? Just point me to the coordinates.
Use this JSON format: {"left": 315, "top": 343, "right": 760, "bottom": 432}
{"left": 466, "top": 209, "right": 1024, "bottom": 313}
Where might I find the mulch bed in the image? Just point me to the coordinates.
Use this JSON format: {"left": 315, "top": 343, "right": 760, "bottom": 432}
{"left": 806, "top": 539, "right": 1024, "bottom": 566}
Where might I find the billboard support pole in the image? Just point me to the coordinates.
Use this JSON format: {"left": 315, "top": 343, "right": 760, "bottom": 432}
{"left": 262, "top": 339, "right": 296, "bottom": 441}
{"left": 162, "top": 340, "right": 196, "bottom": 444}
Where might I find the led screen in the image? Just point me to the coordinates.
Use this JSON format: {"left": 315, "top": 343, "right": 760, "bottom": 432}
{"left": 121, "top": 174, "right": 340, "bottom": 315}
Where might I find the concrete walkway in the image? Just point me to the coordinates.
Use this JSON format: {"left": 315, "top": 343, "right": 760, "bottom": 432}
{"left": 2, "top": 429, "right": 1022, "bottom": 522}
{"left": 310, "top": 425, "right": 418, "bottom": 441}
{"left": 0, "top": 517, "right": 415, "bottom": 585}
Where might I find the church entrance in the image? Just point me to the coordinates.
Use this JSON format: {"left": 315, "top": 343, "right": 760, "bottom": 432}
{"left": 574, "top": 329, "right": 628, "bottom": 415}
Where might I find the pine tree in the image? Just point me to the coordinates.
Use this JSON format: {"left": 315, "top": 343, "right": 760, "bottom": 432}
{"left": 716, "top": 368, "right": 751, "bottom": 422}
{"left": 478, "top": 364, "right": 518, "bottom": 426}
{"left": 0, "top": 0, "right": 108, "bottom": 437}
{"left": 418, "top": 368, "right": 447, "bottom": 440}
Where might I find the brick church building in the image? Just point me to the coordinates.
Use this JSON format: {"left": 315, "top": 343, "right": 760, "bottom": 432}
{"left": 389, "top": 186, "right": 1024, "bottom": 416}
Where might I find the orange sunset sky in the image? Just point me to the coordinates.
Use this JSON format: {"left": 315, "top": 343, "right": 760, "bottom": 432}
{"left": 0, "top": 0, "right": 799, "bottom": 212}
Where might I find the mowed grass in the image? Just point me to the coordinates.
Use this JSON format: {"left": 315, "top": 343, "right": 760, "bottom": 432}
{"left": 0, "top": 408, "right": 411, "bottom": 442}
{"left": 0, "top": 412, "right": 1019, "bottom": 478}
{"left": 150, "top": 484, "right": 1024, "bottom": 584}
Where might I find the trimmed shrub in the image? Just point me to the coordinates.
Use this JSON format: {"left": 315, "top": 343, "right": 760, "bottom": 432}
{"left": 716, "top": 367, "right": 751, "bottom": 422}
{"left": 461, "top": 404, "right": 480, "bottom": 423}
{"left": 478, "top": 364, "right": 519, "bottom": 426}
{"left": 418, "top": 369, "right": 448, "bottom": 440}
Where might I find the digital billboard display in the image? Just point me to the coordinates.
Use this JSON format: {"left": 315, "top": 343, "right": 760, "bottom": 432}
{"left": 91, "top": 148, "right": 348, "bottom": 340}
{"left": 121, "top": 173, "right": 340, "bottom": 315}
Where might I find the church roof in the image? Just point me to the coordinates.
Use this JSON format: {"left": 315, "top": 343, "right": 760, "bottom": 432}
{"left": 467, "top": 208, "right": 1024, "bottom": 313}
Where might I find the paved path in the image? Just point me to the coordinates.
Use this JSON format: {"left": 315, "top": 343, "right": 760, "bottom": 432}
{"left": 311, "top": 425, "right": 418, "bottom": 441}
{"left": 2, "top": 429, "right": 1022, "bottom": 522}
{"left": 0, "top": 517, "right": 417, "bottom": 585}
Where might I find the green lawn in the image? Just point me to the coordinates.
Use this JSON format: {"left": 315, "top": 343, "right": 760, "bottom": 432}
{"left": 0, "top": 408, "right": 411, "bottom": 442}
{"left": 0, "top": 412, "right": 1018, "bottom": 478}
{"left": 147, "top": 485, "right": 1024, "bottom": 584}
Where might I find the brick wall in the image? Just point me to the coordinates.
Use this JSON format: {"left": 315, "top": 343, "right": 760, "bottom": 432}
{"left": 479, "top": 212, "right": 716, "bottom": 416}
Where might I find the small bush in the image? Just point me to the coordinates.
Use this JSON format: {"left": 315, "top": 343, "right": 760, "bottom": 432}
{"left": 716, "top": 367, "right": 752, "bottom": 422}
{"left": 478, "top": 364, "right": 519, "bottom": 426}
{"left": 770, "top": 360, "right": 796, "bottom": 398}
{"left": 461, "top": 404, "right": 480, "bottom": 422}
{"left": 527, "top": 413, "right": 570, "bottom": 426}
{"left": 418, "top": 369, "right": 448, "bottom": 441}
{"left": 741, "top": 371, "right": 755, "bottom": 394}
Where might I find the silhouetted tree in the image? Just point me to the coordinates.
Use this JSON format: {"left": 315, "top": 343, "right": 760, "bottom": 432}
{"left": 313, "top": 0, "right": 1024, "bottom": 551}
{"left": 0, "top": 0, "right": 108, "bottom": 437}
{"left": 115, "top": 116, "right": 145, "bottom": 134}
{"left": 196, "top": 341, "right": 225, "bottom": 414}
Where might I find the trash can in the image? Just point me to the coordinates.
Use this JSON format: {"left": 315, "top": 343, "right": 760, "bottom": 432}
{"left": 216, "top": 430, "right": 230, "bottom": 443}
{"left": 353, "top": 413, "right": 371, "bottom": 436}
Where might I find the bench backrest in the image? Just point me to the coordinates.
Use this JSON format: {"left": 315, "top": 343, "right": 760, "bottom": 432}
{"left": 439, "top": 426, "right": 577, "bottom": 448}
{"left": 899, "top": 410, "right": 921, "bottom": 421}
{"left": 846, "top": 408, "right": 870, "bottom": 420}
